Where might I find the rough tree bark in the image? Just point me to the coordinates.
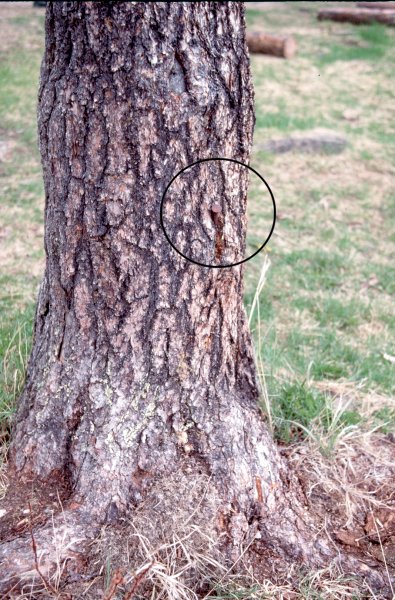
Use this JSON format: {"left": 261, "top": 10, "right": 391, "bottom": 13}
{"left": 0, "top": 2, "right": 390, "bottom": 595}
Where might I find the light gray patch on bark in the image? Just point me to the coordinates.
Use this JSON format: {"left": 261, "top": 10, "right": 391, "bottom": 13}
{"left": 169, "top": 57, "right": 186, "bottom": 94}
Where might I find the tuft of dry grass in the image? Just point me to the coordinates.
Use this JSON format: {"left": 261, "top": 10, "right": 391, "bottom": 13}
{"left": 248, "top": 255, "right": 273, "bottom": 432}
{"left": 84, "top": 471, "right": 226, "bottom": 600}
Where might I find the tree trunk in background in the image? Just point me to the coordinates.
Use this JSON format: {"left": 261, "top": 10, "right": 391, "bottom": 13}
{"left": 0, "top": 2, "right": 388, "bottom": 595}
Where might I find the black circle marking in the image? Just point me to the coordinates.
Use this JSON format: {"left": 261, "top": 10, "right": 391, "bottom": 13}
{"left": 160, "top": 157, "right": 276, "bottom": 269}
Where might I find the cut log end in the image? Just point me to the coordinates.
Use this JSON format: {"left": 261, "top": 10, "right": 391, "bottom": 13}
{"left": 246, "top": 32, "right": 297, "bottom": 59}
{"left": 283, "top": 36, "right": 297, "bottom": 59}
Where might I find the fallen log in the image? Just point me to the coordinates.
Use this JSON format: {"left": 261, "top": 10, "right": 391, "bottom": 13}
{"left": 357, "top": 2, "right": 395, "bottom": 9}
{"left": 258, "top": 130, "right": 347, "bottom": 155}
{"left": 246, "top": 31, "right": 296, "bottom": 58}
{"left": 318, "top": 7, "right": 395, "bottom": 25}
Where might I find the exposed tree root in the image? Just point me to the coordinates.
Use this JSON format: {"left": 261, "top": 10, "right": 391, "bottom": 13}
{"left": 0, "top": 503, "right": 97, "bottom": 597}
{"left": 0, "top": 467, "right": 393, "bottom": 598}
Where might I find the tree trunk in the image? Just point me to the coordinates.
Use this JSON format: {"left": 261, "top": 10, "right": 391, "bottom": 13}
{"left": 318, "top": 6, "right": 395, "bottom": 25}
{"left": 246, "top": 32, "right": 296, "bottom": 59}
{"left": 8, "top": 0, "right": 263, "bottom": 521}
{"left": 0, "top": 2, "right": 390, "bottom": 596}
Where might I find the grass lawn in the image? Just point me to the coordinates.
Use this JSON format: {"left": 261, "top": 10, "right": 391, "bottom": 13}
{"left": 0, "top": 2, "right": 394, "bottom": 598}
{"left": 243, "top": 1, "right": 395, "bottom": 444}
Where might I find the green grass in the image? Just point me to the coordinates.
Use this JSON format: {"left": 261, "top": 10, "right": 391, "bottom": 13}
{"left": 0, "top": 7, "right": 44, "bottom": 425}
{"left": 0, "top": 303, "right": 34, "bottom": 422}
{"left": 373, "top": 406, "right": 395, "bottom": 434}
{"left": 0, "top": 50, "right": 40, "bottom": 127}
{"left": 210, "top": 569, "right": 371, "bottom": 599}
{"left": 368, "top": 121, "right": 395, "bottom": 146}
{"left": 244, "top": 8, "right": 266, "bottom": 28}
{"left": 312, "top": 298, "right": 370, "bottom": 329}
{"left": 276, "top": 249, "right": 348, "bottom": 291}
{"left": 255, "top": 109, "right": 317, "bottom": 132}
{"left": 317, "top": 23, "right": 392, "bottom": 65}
{"left": 244, "top": 2, "right": 395, "bottom": 439}
{"left": 363, "top": 263, "right": 395, "bottom": 295}
{"left": 271, "top": 381, "right": 329, "bottom": 442}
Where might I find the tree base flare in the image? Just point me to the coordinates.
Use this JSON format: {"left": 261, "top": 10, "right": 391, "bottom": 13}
{"left": 0, "top": 465, "right": 392, "bottom": 598}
